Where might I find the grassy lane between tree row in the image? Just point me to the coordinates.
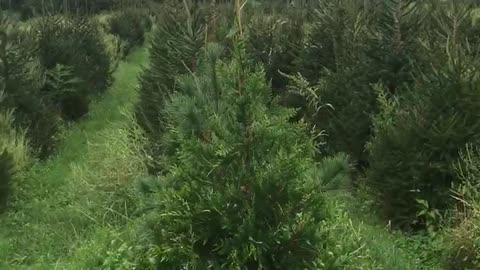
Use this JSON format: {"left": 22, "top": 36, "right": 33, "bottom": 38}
{"left": 0, "top": 48, "right": 148, "bottom": 269}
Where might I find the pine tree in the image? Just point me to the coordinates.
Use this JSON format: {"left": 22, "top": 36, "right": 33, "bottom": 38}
{"left": 246, "top": 7, "right": 305, "bottom": 92}
{"left": 367, "top": 0, "right": 424, "bottom": 95}
{"left": 135, "top": 1, "right": 204, "bottom": 173}
{"left": 0, "top": 16, "right": 61, "bottom": 158}
{"left": 36, "top": 16, "right": 112, "bottom": 97}
{"left": 367, "top": 38, "right": 480, "bottom": 230}
{"left": 108, "top": 9, "right": 149, "bottom": 53}
{"left": 136, "top": 40, "right": 346, "bottom": 269}
{"left": 286, "top": 66, "right": 377, "bottom": 167}
{"left": 288, "top": 0, "right": 376, "bottom": 166}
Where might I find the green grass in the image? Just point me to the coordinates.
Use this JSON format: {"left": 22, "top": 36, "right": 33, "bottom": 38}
{"left": 0, "top": 48, "right": 148, "bottom": 269}
{"left": 327, "top": 191, "right": 445, "bottom": 270}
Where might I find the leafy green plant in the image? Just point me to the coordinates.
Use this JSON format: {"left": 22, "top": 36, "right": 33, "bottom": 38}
{"left": 0, "top": 109, "right": 20, "bottom": 212}
{"left": 297, "top": 0, "right": 370, "bottom": 83}
{"left": 283, "top": 1, "right": 377, "bottom": 166}
{"left": 416, "top": 199, "right": 441, "bottom": 237}
{"left": 101, "top": 240, "right": 137, "bottom": 270}
{"left": 0, "top": 109, "right": 30, "bottom": 171}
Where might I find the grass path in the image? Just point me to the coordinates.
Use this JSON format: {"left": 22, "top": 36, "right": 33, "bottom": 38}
{"left": 0, "top": 48, "right": 148, "bottom": 269}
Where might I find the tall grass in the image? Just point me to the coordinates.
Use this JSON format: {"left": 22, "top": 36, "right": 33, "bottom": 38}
{"left": 0, "top": 109, "right": 30, "bottom": 171}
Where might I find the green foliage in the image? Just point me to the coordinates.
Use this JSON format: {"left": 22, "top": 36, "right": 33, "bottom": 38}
{"left": 108, "top": 10, "right": 149, "bottom": 54}
{"left": 0, "top": 18, "right": 62, "bottom": 158}
{"left": 15, "top": 0, "right": 139, "bottom": 16}
{"left": 246, "top": 9, "right": 305, "bottom": 91}
{"left": 286, "top": 0, "right": 377, "bottom": 165}
{"left": 95, "top": 13, "right": 126, "bottom": 68}
{"left": 297, "top": 1, "right": 340, "bottom": 82}
{"left": 135, "top": 3, "right": 204, "bottom": 173}
{"left": 366, "top": 0, "right": 424, "bottom": 94}
{"left": 43, "top": 64, "right": 87, "bottom": 121}
{"left": 287, "top": 66, "right": 377, "bottom": 165}
{"left": 7, "top": 1, "right": 480, "bottom": 269}
{"left": 297, "top": 0, "right": 370, "bottom": 83}
{"left": 316, "top": 152, "right": 352, "bottom": 191}
{"left": 138, "top": 44, "right": 336, "bottom": 269}
{"left": 365, "top": 0, "right": 480, "bottom": 229}
{"left": 366, "top": 56, "right": 480, "bottom": 229}
{"left": 36, "top": 16, "right": 111, "bottom": 97}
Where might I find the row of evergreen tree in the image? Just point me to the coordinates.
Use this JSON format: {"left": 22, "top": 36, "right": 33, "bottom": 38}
{"left": 0, "top": 9, "right": 150, "bottom": 211}
{"left": 245, "top": 0, "right": 480, "bottom": 231}
{"left": 130, "top": 0, "right": 480, "bottom": 268}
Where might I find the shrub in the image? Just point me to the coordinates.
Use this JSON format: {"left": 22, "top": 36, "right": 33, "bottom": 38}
{"left": 365, "top": 0, "right": 424, "bottom": 95}
{"left": 108, "top": 10, "right": 148, "bottom": 54}
{"left": 43, "top": 64, "right": 86, "bottom": 121}
{"left": 366, "top": 62, "right": 480, "bottom": 229}
{"left": 94, "top": 14, "right": 125, "bottom": 68}
{"left": 287, "top": 67, "right": 377, "bottom": 166}
{"left": 135, "top": 3, "right": 204, "bottom": 173}
{"left": 365, "top": 1, "right": 480, "bottom": 230}
{"left": 297, "top": 3, "right": 339, "bottom": 83}
{"left": 246, "top": 10, "right": 305, "bottom": 92}
{"left": 207, "top": 3, "right": 235, "bottom": 51}
{"left": 0, "top": 21, "right": 61, "bottom": 159}
{"left": 285, "top": 1, "right": 376, "bottom": 166}
{"left": 20, "top": 0, "right": 129, "bottom": 15}
{"left": 36, "top": 16, "right": 111, "bottom": 119}
{"left": 136, "top": 43, "right": 339, "bottom": 269}
{"left": 13, "top": 93, "right": 62, "bottom": 159}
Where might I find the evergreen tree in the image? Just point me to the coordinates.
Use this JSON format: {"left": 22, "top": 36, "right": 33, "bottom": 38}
{"left": 367, "top": 57, "right": 480, "bottom": 230}
{"left": 36, "top": 16, "right": 112, "bottom": 97}
{"left": 137, "top": 42, "right": 345, "bottom": 269}
{"left": 246, "top": 8, "right": 305, "bottom": 92}
{"left": 0, "top": 17, "right": 61, "bottom": 158}
{"left": 289, "top": 0, "right": 376, "bottom": 165}
{"left": 366, "top": 0, "right": 424, "bottom": 95}
{"left": 108, "top": 9, "right": 150, "bottom": 53}
{"left": 287, "top": 66, "right": 377, "bottom": 167}
{"left": 366, "top": 0, "right": 480, "bottom": 230}
{"left": 135, "top": 1, "right": 204, "bottom": 173}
